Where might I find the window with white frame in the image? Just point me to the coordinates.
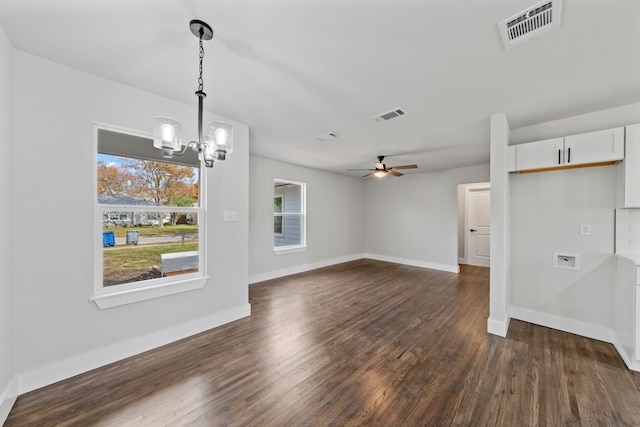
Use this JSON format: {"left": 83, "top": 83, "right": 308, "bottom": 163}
{"left": 93, "top": 126, "right": 206, "bottom": 308}
{"left": 273, "top": 179, "right": 306, "bottom": 252}
{"left": 273, "top": 195, "right": 284, "bottom": 237}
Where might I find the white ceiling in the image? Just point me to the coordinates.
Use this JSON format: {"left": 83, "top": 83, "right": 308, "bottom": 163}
{"left": 1, "top": 0, "right": 639, "bottom": 177}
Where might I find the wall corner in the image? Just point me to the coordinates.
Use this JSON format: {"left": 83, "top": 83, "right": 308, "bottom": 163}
{"left": 488, "top": 112, "right": 511, "bottom": 336}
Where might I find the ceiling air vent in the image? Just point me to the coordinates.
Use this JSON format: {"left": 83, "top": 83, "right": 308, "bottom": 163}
{"left": 373, "top": 107, "right": 408, "bottom": 123}
{"left": 316, "top": 131, "right": 340, "bottom": 142}
{"left": 498, "top": 0, "right": 562, "bottom": 50}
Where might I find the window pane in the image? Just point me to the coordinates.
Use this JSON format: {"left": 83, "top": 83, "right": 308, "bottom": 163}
{"left": 97, "top": 128, "right": 203, "bottom": 290}
{"left": 274, "top": 179, "right": 305, "bottom": 248}
{"left": 102, "top": 211, "right": 199, "bottom": 286}
{"left": 98, "top": 154, "right": 199, "bottom": 208}
{"left": 274, "top": 215, "right": 302, "bottom": 247}
{"left": 274, "top": 215, "right": 283, "bottom": 235}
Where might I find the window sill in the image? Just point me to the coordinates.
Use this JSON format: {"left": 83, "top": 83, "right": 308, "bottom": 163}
{"left": 273, "top": 246, "right": 306, "bottom": 255}
{"left": 90, "top": 276, "right": 208, "bottom": 309}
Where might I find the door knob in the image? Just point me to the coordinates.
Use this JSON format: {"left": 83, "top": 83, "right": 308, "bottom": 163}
{"left": 470, "top": 229, "right": 477, "bottom": 232}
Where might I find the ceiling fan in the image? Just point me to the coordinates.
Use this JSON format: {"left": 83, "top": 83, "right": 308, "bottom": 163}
{"left": 348, "top": 156, "right": 418, "bottom": 178}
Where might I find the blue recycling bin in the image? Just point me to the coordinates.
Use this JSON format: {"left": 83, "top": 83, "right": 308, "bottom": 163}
{"left": 102, "top": 231, "right": 115, "bottom": 247}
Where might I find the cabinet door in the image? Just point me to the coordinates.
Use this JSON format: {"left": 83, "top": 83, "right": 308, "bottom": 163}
{"left": 624, "top": 124, "right": 640, "bottom": 208}
{"left": 636, "top": 282, "right": 640, "bottom": 361}
{"left": 515, "top": 137, "right": 564, "bottom": 171}
{"left": 564, "top": 127, "right": 624, "bottom": 166}
{"left": 614, "top": 258, "right": 636, "bottom": 360}
{"left": 506, "top": 145, "right": 517, "bottom": 172}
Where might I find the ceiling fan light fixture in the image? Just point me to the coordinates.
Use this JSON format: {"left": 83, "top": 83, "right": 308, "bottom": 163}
{"left": 374, "top": 170, "right": 387, "bottom": 178}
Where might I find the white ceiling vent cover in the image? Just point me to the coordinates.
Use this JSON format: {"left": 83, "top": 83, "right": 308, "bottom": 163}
{"left": 498, "top": 0, "right": 562, "bottom": 50}
{"left": 373, "top": 107, "right": 408, "bottom": 123}
{"left": 316, "top": 131, "right": 340, "bottom": 142}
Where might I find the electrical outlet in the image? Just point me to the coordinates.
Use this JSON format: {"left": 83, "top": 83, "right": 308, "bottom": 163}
{"left": 223, "top": 211, "right": 239, "bottom": 222}
{"left": 579, "top": 224, "right": 591, "bottom": 236}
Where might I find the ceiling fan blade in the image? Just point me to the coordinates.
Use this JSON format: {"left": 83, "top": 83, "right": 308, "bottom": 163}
{"left": 375, "top": 162, "right": 384, "bottom": 169}
{"left": 362, "top": 172, "right": 374, "bottom": 178}
{"left": 347, "top": 168, "right": 375, "bottom": 171}
{"left": 388, "top": 164, "right": 418, "bottom": 170}
{"left": 388, "top": 170, "right": 403, "bottom": 177}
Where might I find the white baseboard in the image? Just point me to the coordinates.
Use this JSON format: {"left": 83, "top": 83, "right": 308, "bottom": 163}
{"left": 612, "top": 339, "right": 640, "bottom": 372}
{"left": 364, "top": 253, "right": 460, "bottom": 273}
{"left": 487, "top": 315, "right": 511, "bottom": 337}
{"left": 0, "top": 375, "right": 18, "bottom": 425}
{"left": 249, "top": 253, "right": 460, "bottom": 285}
{"left": 17, "top": 303, "right": 251, "bottom": 395}
{"left": 249, "top": 253, "right": 366, "bottom": 284}
{"left": 510, "top": 306, "right": 615, "bottom": 343}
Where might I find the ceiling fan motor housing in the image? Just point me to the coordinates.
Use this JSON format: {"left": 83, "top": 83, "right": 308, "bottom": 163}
{"left": 349, "top": 155, "right": 418, "bottom": 178}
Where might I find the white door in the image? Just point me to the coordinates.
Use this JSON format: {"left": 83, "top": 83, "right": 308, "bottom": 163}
{"left": 466, "top": 185, "right": 491, "bottom": 267}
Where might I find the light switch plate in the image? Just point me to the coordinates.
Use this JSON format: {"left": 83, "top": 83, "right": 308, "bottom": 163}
{"left": 224, "top": 211, "right": 239, "bottom": 222}
{"left": 579, "top": 224, "right": 591, "bottom": 236}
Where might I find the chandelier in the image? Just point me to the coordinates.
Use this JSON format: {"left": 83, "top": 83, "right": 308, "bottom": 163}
{"left": 153, "top": 20, "right": 232, "bottom": 168}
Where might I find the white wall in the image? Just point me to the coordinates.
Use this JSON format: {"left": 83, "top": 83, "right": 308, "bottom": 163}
{"left": 364, "top": 164, "right": 490, "bottom": 272}
{"left": 506, "top": 102, "right": 640, "bottom": 341}
{"left": 0, "top": 24, "right": 16, "bottom": 422}
{"left": 510, "top": 103, "right": 640, "bottom": 145}
{"left": 457, "top": 184, "right": 465, "bottom": 261}
{"left": 510, "top": 167, "right": 617, "bottom": 337}
{"left": 249, "top": 155, "right": 365, "bottom": 283}
{"left": 12, "top": 52, "right": 250, "bottom": 394}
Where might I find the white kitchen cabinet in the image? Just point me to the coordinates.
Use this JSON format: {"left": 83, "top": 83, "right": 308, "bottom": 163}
{"left": 620, "top": 124, "right": 640, "bottom": 208}
{"left": 510, "top": 126, "right": 624, "bottom": 173}
{"left": 513, "top": 137, "right": 564, "bottom": 171}
{"left": 564, "top": 127, "right": 624, "bottom": 166}
{"left": 614, "top": 254, "right": 640, "bottom": 371}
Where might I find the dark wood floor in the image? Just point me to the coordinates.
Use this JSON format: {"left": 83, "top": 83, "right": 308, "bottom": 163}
{"left": 6, "top": 260, "right": 640, "bottom": 426}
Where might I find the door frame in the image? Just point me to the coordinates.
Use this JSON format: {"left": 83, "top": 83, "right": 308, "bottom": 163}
{"left": 458, "top": 182, "right": 491, "bottom": 265}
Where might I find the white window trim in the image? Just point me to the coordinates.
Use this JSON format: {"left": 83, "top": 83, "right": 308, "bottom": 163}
{"left": 92, "top": 122, "right": 208, "bottom": 309}
{"left": 274, "top": 245, "right": 307, "bottom": 255}
{"left": 273, "top": 178, "right": 306, "bottom": 254}
{"left": 90, "top": 276, "right": 208, "bottom": 309}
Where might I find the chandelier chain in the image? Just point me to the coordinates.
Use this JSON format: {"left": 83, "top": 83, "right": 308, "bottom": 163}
{"left": 198, "top": 36, "right": 204, "bottom": 92}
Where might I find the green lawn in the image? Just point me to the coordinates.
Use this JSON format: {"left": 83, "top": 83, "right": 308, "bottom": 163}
{"left": 103, "top": 242, "right": 199, "bottom": 272}
{"left": 103, "top": 224, "right": 198, "bottom": 238}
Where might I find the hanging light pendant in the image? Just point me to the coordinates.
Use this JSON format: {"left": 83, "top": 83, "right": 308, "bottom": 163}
{"left": 153, "top": 19, "right": 232, "bottom": 168}
{"left": 152, "top": 117, "right": 182, "bottom": 157}
{"left": 209, "top": 120, "right": 233, "bottom": 160}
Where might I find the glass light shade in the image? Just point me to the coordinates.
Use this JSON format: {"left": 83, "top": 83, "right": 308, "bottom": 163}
{"left": 200, "top": 135, "right": 217, "bottom": 164}
{"left": 208, "top": 120, "right": 233, "bottom": 158}
{"left": 374, "top": 170, "right": 387, "bottom": 178}
{"left": 153, "top": 116, "right": 182, "bottom": 157}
